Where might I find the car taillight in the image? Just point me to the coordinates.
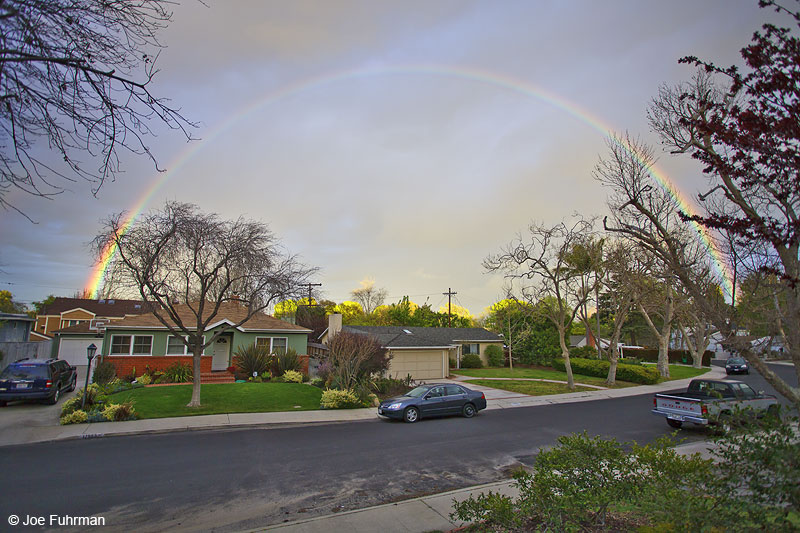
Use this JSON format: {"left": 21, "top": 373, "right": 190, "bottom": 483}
{"left": 653, "top": 396, "right": 657, "bottom": 407}
{"left": 45, "top": 380, "right": 52, "bottom": 389}
{"left": 480, "top": 392, "right": 485, "bottom": 400}
{"left": 701, "top": 404, "right": 708, "bottom": 416}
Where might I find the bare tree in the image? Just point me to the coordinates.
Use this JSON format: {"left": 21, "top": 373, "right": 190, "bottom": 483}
{"left": 485, "top": 217, "right": 599, "bottom": 390}
{"left": 0, "top": 0, "right": 195, "bottom": 217}
{"left": 600, "top": 240, "right": 641, "bottom": 385}
{"left": 92, "top": 201, "right": 316, "bottom": 407}
{"left": 350, "top": 279, "right": 388, "bottom": 315}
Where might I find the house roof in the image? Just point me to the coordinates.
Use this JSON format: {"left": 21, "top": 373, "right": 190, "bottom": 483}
{"left": 52, "top": 323, "right": 106, "bottom": 335}
{"left": 39, "top": 297, "right": 151, "bottom": 317}
{"left": 342, "top": 326, "right": 502, "bottom": 349}
{"left": 105, "top": 301, "right": 311, "bottom": 333}
{"left": 0, "top": 312, "right": 34, "bottom": 323}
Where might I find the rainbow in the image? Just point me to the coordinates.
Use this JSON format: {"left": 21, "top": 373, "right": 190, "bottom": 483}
{"left": 86, "top": 64, "right": 736, "bottom": 299}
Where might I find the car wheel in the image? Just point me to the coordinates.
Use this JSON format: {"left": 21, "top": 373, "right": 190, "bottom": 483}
{"left": 403, "top": 407, "right": 419, "bottom": 423}
{"left": 462, "top": 403, "right": 476, "bottom": 418}
{"left": 67, "top": 376, "right": 76, "bottom": 392}
{"left": 666, "top": 419, "right": 683, "bottom": 429}
{"left": 47, "top": 387, "right": 60, "bottom": 405}
{"left": 0, "top": 400, "right": 6, "bottom": 407}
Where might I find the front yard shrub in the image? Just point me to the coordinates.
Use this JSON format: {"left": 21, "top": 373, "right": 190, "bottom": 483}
{"left": 271, "top": 348, "right": 301, "bottom": 377}
{"left": 569, "top": 345, "right": 600, "bottom": 359}
{"left": 136, "top": 374, "right": 152, "bottom": 385}
{"left": 282, "top": 370, "right": 303, "bottom": 383}
{"left": 92, "top": 360, "right": 117, "bottom": 385}
{"left": 310, "top": 377, "right": 325, "bottom": 388}
{"left": 551, "top": 357, "right": 659, "bottom": 384}
{"left": 60, "top": 410, "right": 88, "bottom": 425}
{"left": 102, "top": 402, "right": 136, "bottom": 422}
{"left": 163, "top": 362, "right": 193, "bottom": 383}
{"left": 460, "top": 353, "right": 483, "bottom": 369}
{"left": 60, "top": 396, "right": 82, "bottom": 417}
{"left": 372, "top": 376, "right": 415, "bottom": 399}
{"left": 485, "top": 345, "right": 505, "bottom": 367}
{"left": 320, "top": 388, "right": 361, "bottom": 409}
{"left": 325, "top": 331, "right": 390, "bottom": 390}
{"left": 451, "top": 432, "right": 711, "bottom": 531}
{"left": 233, "top": 343, "right": 271, "bottom": 378}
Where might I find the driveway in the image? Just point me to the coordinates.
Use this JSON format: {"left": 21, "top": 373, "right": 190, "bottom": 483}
{"left": 0, "top": 365, "right": 86, "bottom": 445}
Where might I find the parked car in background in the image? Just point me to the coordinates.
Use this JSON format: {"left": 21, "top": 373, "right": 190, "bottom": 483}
{"left": 378, "top": 383, "right": 487, "bottom": 423}
{"left": 0, "top": 359, "right": 77, "bottom": 406}
{"left": 652, "top": 378, "right": 777, "bottom": 429}
{"left": 725, "top": 357, "right": 750, "bottom": 375}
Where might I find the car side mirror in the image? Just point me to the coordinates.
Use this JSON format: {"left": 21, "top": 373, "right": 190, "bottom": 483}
{"left": 758, "top": 390, "right": 765, "bottom": 396}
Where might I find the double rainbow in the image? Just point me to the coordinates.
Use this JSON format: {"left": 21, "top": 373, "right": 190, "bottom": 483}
{"left": 86, "top": 64, "right": 735, "bottom": 299}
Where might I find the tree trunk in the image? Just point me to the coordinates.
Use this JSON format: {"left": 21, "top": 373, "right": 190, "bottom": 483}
{"left": 558, "top": 324, "right": 575, "bottom": 390}
{"left": 187, "top": 343, "right": 203, "bottom": 407}
{"left": 606, "top": 319, "right": 626, "bottom": 386}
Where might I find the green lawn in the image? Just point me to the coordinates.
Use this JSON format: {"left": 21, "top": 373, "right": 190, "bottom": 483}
{"left": 464, "top": 379, "right": 594, "bottom": 396}
{"left": 110, "top": 382, "right": 323, "bottom": 419}
{"left": 453, "top": 363, "right": 710, "bottom": 386}
{"left": 644, "top": 363, "right": 710, "bottom": 381}
{"left": 451, "top": 367, "right": 638, "bottom": 388}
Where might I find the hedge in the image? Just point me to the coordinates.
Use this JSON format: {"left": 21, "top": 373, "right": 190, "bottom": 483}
{"left": 551, "top": 357, "right": 660, "bottom": 385}
{"left": 623, "top": 348, "right": 713, "bottom": 367}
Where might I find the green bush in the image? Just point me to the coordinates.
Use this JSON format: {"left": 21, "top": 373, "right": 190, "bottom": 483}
{"left": 310, "top": 377, "right": 325, "bottom": 388}
{"left": 102, "top": 402, "right": 136, "bottom": 422}
{"left": 449, "top": 357, "right": 457, "bottom": 368}
{"left": 551, "top": 357, "right": 659, "bottom": 384}
{"left": 485, "top": 345, "right": 505, "bottom": 367}
{"left": 233, "top": 343, "right": 270, "bottom": 378}
{"left": 569, "top": 345, "right": 600, "bottom": 359}
{"left": 60, "top": 396, "right": 82, "bottom": 417}
{"left": 460, "top": 353, "right": 483, "bottom": 369}
{"left": 163, "top": 362, "right": 193, "bottom": 383}
{"left": 282, "top": 370, "right": 303, "bottom": 383}
{"left": 136, "top": 374, "right": 152, "bottom": 385}
{"left": 320, "top": 388, "right": 361, "bottom": 409}
{"left": 271, "top": 348, "right": 301, "bottom": 377}
{"left": 92, "top": 360, "right": 117, "bottom": 385}
{"left": 60, "top": 410, "right": 88, "bottom": 425}
{"left": 619, "top": 356, "right": 642, "bottom": 365}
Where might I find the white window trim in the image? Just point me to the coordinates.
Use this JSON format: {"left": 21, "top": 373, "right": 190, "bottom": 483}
{"left": 255, "top": 336, "right": 289, "bottom": 354}
{"left": 166, "top": 335, "right": 206, "bottom": 356}
{"left": 109, "top": 334, "right": 154, "bottom": 356}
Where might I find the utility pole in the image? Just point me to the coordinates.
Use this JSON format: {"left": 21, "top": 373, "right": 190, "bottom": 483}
{"left": 443, "top": 288, "right": 457, "bottom": 327}
{"left": 300, "top": 283, "right": 322, "bottom": 307}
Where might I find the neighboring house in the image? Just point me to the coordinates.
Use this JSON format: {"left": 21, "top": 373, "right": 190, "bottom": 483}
{"left": 0, "top": 313, "right": 34, "bottom": 342}
{"left": 31, "top": 297, "right": 151, "bottom": 340}
{"left": 81, "top": 301, "right": 312, "bottom": 377}
{"left": 0, "top": 313, "right": 45, "bottom": 366}
{"left": 319, "top": 314, "right": 504, "bottom": 380}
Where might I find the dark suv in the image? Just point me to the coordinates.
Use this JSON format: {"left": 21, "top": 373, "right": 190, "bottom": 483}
{"left": 0, "top": 359, "right": 77, "bottom": 406}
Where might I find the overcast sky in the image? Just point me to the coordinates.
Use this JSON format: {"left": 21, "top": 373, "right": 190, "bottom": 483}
{"left": 0, "top": 0, "right": 768, "bottom": 316}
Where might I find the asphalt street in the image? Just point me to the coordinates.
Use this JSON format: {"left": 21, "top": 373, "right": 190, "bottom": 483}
{"left": 0, "top": 362, "right": 795, "bottom": 532}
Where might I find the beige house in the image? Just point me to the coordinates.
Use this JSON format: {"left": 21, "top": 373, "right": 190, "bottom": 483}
{"left": 32, "top": 297, "right": 150, "bottom": 340}
{"left": 320, "top": 315, "right": 504, "bottom": 380}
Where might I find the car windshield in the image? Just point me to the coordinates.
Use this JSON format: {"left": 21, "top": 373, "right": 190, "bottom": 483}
{"left": 0, "top": 365, "right": 48, "bottom": 380}
{"left": 727, "top": 358, "right": 746, "bottom": 365}
{"left": 405, "top": 386, "right": 430, "bottom": 398}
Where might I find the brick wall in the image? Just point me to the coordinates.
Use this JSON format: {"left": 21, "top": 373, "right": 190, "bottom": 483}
{"left": 103, "top": 356, "right": 212, "bottom": 377}
{"left": 298, "top": 355, "right": 309, "bottom": 375}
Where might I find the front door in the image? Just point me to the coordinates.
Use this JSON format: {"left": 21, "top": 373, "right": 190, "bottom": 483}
{"left": 212, "top": 338, "right": 230, "bottom": 371}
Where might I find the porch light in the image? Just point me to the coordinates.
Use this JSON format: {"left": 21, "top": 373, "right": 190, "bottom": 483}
{"left": 81, "top": 343, "right": 98, "bottom": 410}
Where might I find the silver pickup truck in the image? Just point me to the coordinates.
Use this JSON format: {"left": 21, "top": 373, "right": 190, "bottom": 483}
{"left": 652, "top": 378, "right": 778, "bottom": 429}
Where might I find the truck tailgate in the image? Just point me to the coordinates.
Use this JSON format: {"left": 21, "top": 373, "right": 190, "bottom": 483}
{"left": 655, "top": 394, "right": 704, "bottom": 417}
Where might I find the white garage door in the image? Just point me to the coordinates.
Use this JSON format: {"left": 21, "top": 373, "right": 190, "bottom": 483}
{"left": 388, "top": 350, "right": 446, "bottom": 380}
{"left": 58, "top": 339, "right": 100, "bottom": 366}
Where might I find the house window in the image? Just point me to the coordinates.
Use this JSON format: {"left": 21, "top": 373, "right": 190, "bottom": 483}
{"left": 166, "top": 336, "right": 187, "bottom": 355}
{"left": 463, "top": 343, "right": 479, "bottom": 355}
{"left": 255, "top": 337, "right": 288, "bottom": 355}
{"left": 110, "top": 335, "right": 153, "bottom": 355}
{"left": 166, "top": 335, "right": 206, "bottom": 355}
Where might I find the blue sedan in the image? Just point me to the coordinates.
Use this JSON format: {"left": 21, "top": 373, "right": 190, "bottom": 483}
{"left": 378, "top": 383, "right": 487, "bottom": 423}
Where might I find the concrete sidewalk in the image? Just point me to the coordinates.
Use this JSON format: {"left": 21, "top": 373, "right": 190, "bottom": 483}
{"left": 256, "top": 439, "right": 717, "bottom": 533}
{"left": 0, "top": 365, "right": 725, "bottom": 447}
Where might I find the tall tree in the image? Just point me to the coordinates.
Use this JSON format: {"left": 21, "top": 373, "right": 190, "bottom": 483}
{"left": 639, "top": 0, "right": 800, "bottom": 403}
{"left": 485, "top": 218, "right": 599, "bottom": 390}
{"left": 93, "top": 201, "right": 315, "bottom": 407}
{"left": 0, "top": 290, "right": 25, "bottom": 313}
{"left": 0, "top": 0, "right": 194, "bottom": 216}
{"left": 350, "top": 279, "right": 388, "bottom": 315}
